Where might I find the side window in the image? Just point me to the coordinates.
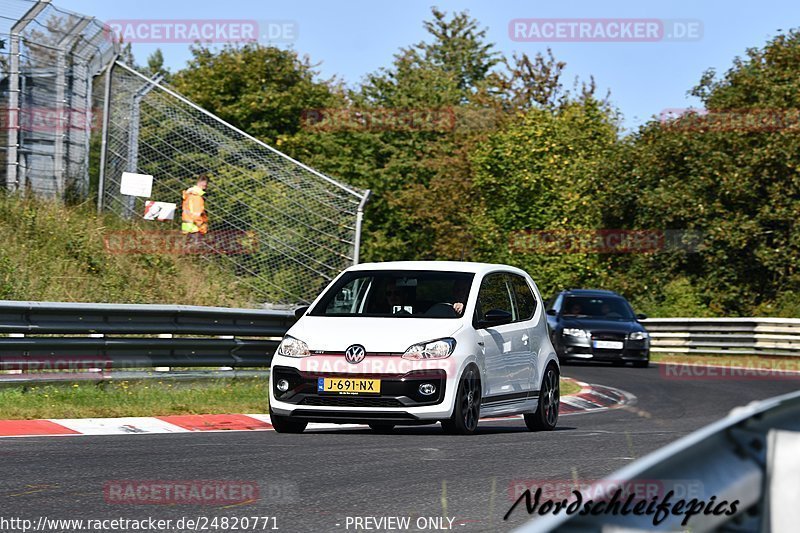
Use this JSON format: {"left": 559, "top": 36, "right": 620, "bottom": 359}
{"left": 476, "top": 273, "right": 514, "bottom": 321}
{"left": 510, "top": 275, "right": 537, "bottom": 320}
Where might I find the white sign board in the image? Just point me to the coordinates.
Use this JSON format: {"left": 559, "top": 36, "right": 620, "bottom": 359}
{"left": 143, "top": 201, "right": 176, "bottom": 221}
{"left": 120, "top": 172, "right": 153, "bottom": 197}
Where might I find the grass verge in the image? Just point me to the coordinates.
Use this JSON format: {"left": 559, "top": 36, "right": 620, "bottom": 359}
{"left": 0, "top": 377, "right": 581, "bottom": 420}
{"left": 560, "top": 378, "right": 582, "bottom": 396}
{"left": 0, "top": 193, "right": 253, "bottom": 306}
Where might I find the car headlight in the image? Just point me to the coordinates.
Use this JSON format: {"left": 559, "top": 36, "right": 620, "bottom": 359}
{"left": 628, "top": 331, "right": 649, "bottom": 341}
{"left": 563, "top": 328, "right": 591, "bottom": 338}
{"left": 277, "top": 336, "right": 311, "bottom": 357}
{"left": 402, "top": 338, "right": 456, "bottom": 360}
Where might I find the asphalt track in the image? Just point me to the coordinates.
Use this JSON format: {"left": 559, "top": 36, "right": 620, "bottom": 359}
{"left": 2, "top": 364, "right": 799, "bottom": 533}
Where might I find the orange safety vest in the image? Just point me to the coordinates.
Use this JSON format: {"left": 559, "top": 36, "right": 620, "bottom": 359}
{"left": 181, "top": 185, "right": 208, "bottom": 234}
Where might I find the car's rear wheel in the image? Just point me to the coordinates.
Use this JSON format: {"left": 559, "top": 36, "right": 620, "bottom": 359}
{"left": 442, "top": 366, "right": 481, "bottom": 435}
{"left": 269, "top": 408, "right": 307, "bottom": 434}
{"left": 368, "top": 423, "right": 395, "bottom": 433}
{"left": 524, "top": 364, "right": 559, "bottom": 431}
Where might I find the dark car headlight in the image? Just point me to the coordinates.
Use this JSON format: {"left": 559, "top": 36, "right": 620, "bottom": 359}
{"left": 563, "top": 328, "right": 591, "bottom": 339}
{"left": 628, "top": 331, "right": 649, "bottom": 341}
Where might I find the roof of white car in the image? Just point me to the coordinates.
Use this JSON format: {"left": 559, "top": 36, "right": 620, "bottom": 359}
{"left": 348, "top": 261, "right": 529, "bottom": 276}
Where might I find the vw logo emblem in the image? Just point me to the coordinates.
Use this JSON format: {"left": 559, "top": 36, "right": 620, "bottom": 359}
{"left": 344, "top": 344, "right": 366, "bottom": 364}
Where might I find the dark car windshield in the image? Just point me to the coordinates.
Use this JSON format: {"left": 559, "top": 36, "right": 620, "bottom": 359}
{"left": 310, "top": 270, "right": 474, "bottom": 318}
{"left": 561, "top": 296, "right": 635, "bottom": 320}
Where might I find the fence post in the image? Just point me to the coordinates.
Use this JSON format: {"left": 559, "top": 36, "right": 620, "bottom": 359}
{"left": 122, "top": 73, "right": 164, "bottom": 216}
{"left": 97, "top": 57, "right": 117, "bottom": 213}
{"left": 352, "top": 190, "right": 372, "bottom": 265}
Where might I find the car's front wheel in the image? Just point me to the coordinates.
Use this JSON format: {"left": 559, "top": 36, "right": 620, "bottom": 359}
{"left": 524, "top": 363, "right": 559, "bottom": 431}
{"left": 269, "top": 408, "right": 307, "bottom": 434}
{"left": 442, "top": 366, "right": 482, "bottom": 435}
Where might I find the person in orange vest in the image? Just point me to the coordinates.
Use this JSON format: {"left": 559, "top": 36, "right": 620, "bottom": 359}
{"left": 181, "top": 174, "right": 209, "bottom": 235}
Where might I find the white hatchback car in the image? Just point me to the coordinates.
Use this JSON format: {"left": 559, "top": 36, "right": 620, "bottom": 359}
{"left": 269, "top": 261, "right": 560, "bottom": 435}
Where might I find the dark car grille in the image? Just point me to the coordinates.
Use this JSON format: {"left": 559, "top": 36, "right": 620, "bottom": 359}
{"left": 591, "top": 331, "right": 626, "bottom": 342}
{"left": 300, "top": 396, "right": 403, "bottom": 408}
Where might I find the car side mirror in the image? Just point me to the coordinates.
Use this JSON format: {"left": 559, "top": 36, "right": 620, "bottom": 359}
{"left": 294, "top": 306, "right": 310, "bottom": 319}
{"left": 480, "top": 309, "right": 513, "bottom": 328}
{"left": 546, "top": 308, "right": 557, "bottom": 316}
{"left": 636, "top": 313, "right": 647, "bottom": 320}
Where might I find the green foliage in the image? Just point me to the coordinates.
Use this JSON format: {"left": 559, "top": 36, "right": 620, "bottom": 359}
{"left": 470, "top": 100, "right": 620, "bottom": 296}
{"left": 172, "top": 44, "right": 337, "bottom": 144}
{"left": 631, "top": 277, "right": 714, "bottom": 318}
{"left": 120, "top": 10, "right": 799, "bottom": 316}
{"left": 603, "top": 30, "right": 800, "bottom": 316}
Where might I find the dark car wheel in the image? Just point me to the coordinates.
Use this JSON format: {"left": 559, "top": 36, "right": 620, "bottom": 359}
{"left": 634, "top": 358, "right": 650, "bottom": 368}
{"left": 269, "top": 408, "right": 307, "bottom": 434}
{"left": 442, "top": 366, "right": 482, "bottom": 435}
{"left": 524, "top": 364, "right": 559, "bottom": 431}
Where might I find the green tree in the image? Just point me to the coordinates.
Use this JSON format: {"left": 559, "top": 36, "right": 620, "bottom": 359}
{"left": 470, "top": 100, "right": 620, "bottom": 297}
{"left": 171, "top": 44, "right": 338, "bottom": 144}
{"left": 144, "top": 49, "right": 170, "bottom": 81}
{"left": 602, "top": 30, "right": 800, "bottom": 315}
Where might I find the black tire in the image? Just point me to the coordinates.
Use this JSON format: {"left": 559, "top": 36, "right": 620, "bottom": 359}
{"left": 368, "top": 423, "right": 395, "bottom": 433}
{"left": 524, "top": 364, "right": 559, "bottom": 431}
{"left": 269, "top": 408, "right": 307, "bottom": 434}
{"left": 442, "top": 366, "right": 482, "bottom": 435}
{"left": 633, "top": 359, "right": 650, "bottom": 368}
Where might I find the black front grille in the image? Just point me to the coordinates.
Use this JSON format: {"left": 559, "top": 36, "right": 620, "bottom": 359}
{"left": 300, "top": 396, "right": 403, "bottom": 408}
{"left": 592, "top": 331, "right": 626, "bottom": 342}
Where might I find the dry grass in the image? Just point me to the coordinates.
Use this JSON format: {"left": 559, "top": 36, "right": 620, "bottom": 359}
{"left": 0, "top": 193, "right": 254, "bottom": 306}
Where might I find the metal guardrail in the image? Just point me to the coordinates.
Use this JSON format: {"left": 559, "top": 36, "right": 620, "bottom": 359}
{"left": 0, "top": 301, "right": 296, "bottom": 372}
{"left": 2, "top": 304, "right": 798, "bottom": 376}
{"left": 516, "top": 389, "right": 800, "bottom": 532}
{"left": 643, "top": 317, "right": 800, "bottom": 357}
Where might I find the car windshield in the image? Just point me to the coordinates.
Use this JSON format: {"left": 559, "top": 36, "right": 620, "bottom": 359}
{"left": 561, "top": 296, "right": 635, "bottom": 320}
{"left": 310, "top": 270, "right": 474, "bottom": 318}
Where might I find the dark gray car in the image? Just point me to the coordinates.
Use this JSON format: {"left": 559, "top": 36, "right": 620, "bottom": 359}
{"left": 546, "top": 289, "right": 650, "bottom": 367}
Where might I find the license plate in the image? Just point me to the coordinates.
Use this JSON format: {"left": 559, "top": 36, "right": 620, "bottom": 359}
{"left": 317, "top": 377, "right": 381, "bottom": 395}
{"left": 593, "top": 340, "right": 624, "bottom": 350}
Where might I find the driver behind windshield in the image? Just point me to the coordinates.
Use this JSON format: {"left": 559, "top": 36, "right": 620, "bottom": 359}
{"left": 450, "top": 279, "right": 471, "bottom": 315}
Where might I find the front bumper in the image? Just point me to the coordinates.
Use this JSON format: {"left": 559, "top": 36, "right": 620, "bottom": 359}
{"left": 269, "top": 356, "right": 461, "bottom": 423}
{"left": 558, "top": 336, "right": 649, "bottom": 362}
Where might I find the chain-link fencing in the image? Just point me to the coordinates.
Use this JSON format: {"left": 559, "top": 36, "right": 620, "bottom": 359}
{"left": 99, "top": 61, "right": 370, "bottom": 304}
{"left": 1, "top": 0, "right": 117, "bottom": 198}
